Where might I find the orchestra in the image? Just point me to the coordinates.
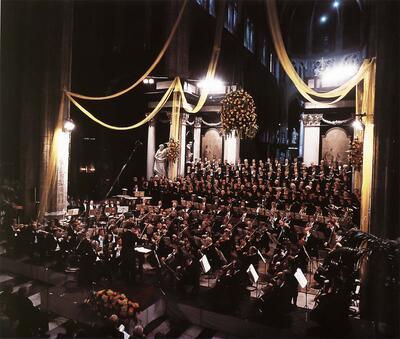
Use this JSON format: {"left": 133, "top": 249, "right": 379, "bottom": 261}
{"left": 3, "top": 157, "right": 358, "bottom": 315}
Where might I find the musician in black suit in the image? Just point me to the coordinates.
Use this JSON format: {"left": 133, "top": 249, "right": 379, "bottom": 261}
{"left": 120, "top": 228, "right": 138, "bottom": 282}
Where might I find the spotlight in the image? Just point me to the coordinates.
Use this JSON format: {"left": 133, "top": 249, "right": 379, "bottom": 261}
{"left": 333, "top": 1, "right": 340, "bottom": 8}
{"left": 143, "top": 78, "right": 154, "bottom": 85}
{"left": 63, "top": 119, "right": 75, "bottom": 132}
{"left": 320, "top": 15, "right": 328, "bottom": 23}
{"left": 352, "top": 118, "right": 364, "bottom": 131}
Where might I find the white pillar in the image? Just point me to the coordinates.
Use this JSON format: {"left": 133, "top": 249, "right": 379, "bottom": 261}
{"left": 303, "top": 114, "right": 322, "bottom": 166}
{"left": 193, "top": 117, "right": 202, "bottom": 161}
{"left": 57, "top": 131, "right": 70, "bottom": 214}
{"left": 299, "top": 113, "right": 305, "bottom": 158}
{"left": 178, "top": 113, "right": 189, "bottom": 176}
{"left": 146, "top": 118, "right": 156, "bottom": 179}
{"left": 224, "top": 132, "right": 240, "bottom": 164}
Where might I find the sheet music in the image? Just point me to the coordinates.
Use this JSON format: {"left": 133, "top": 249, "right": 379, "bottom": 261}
{"left": 199, "top": 255, "right": 211, "bottom": 273}
{"left": 247, "top": 264, "right": 259, "bottom": 283}
{"left": 294, "top": 268, "right": 308, "bottom": 288}
{"left": 134, "top": 246, "right": 152, "bottom": 254}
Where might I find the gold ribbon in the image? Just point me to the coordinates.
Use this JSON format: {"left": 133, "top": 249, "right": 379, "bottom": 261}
{"left": 66, "top": 0, "right": 187, "bottom": 101}
{"left": 177, "top": 0, "right": 225, "bottom": 114}
{"left": 266, "top": 0, "right": 373, "bottom": 104}
{"left": 66, "top": 78, "right": 177, "bottom": 130}
{"left": 66, "top": 0, "right": 226, "bottom": 129}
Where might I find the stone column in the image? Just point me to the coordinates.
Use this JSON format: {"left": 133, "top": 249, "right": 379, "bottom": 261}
{"left": 178, "top": 113, "right": 189, "bottom": 176}
{"left": 193, "top": 117, "right": 202, "bottom": 161}
{"left": 168, "top": 89, "right": 181, "bottom": 179}
{"left": 224, "top": 132, "right": 240, "bottom": 164}
{"left": 146, "top": 118, "right": 156, "bottom": 179}
{"left": 302, "top": 114, "right": 323, "bottom": 166}
{"left": 299, "top": 113, "right": 305, "bottom": 158}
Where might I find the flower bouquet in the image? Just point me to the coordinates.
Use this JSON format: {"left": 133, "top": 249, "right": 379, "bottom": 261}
{"left": 167, "top": 138, "right": 180, "bottom": 162}
{"left": 220, "top": 89, "right": 258, "bottom": 139}
{"left": 84, "top": 289, "right": 140, "bottom": 322}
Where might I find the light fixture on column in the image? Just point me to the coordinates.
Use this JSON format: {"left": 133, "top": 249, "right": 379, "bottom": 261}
{"left": 63, "top": 118, "right": 75, "bottom": 132}
{"left": 352, "top": 115, "right": 364, "bottom": 131}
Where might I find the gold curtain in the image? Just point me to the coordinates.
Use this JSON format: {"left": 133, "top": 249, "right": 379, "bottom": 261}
{"left": 359, "top": 61, "right": 376, "bottom": 232}
{"left": 38, "top": 98, "right": 65, "bottom": 219}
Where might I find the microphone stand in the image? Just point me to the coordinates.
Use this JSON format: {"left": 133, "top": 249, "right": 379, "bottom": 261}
{"left": 105, "top": 141, "right": 142, "bottom": 199}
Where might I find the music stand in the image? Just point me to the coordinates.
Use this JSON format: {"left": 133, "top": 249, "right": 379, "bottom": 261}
{"left": 257, "top": 249, "right": 268, "bottom": 291}
{"left": 246, "top": 264, "right": 259, "bottom": 296}
{"left": 295, "top": 266, "right": 310, "bottom": 321}
{"left": 199, "top": 255, "right": 211, "bottom": 287}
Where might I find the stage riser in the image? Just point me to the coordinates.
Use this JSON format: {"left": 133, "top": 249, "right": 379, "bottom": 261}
{"left": 0, "top": 256, "right": 66, "bottom": 285}
{"left": 137, "top": 299, "right": 166, "bottom": 327}
{"left": 165, "top": 299, "right": 280, "bottom": 337}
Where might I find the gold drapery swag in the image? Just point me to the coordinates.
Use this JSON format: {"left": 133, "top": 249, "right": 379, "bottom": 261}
{"left": 266, "top": 0, "right": 374, "bottom": 105}
{"left": 65, "top": 0, "right": 225, "bottom": 130}
{"left": 266, "top": 0, "right": 376, "bottom": 233}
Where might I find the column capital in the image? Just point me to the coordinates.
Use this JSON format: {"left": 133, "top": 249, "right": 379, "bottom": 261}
{"left": 194, "top": 116, "right": 202, "bottom": 128}
{"left": 302, "top": 113, "right": 323, "bottom": 126}
{"left": 181, "top": 113, "right": 190, "bottom": 125}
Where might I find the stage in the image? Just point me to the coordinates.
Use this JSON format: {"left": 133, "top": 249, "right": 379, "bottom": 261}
{"left": 0, "top": 251, "right": 375, "bottom": 338}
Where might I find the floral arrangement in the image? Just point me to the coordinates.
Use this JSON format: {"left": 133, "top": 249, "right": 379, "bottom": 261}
{"left": 220, "top": 89, "right": 258, "bottom": 139}
{"left": 84, "top": 289, "right": 140, "bottom": 321}
{"left": 167, "top": 138, "right": 180, "bottom": 162}
{"left": 347, "top": 138, "right": 363, "bottom": 170}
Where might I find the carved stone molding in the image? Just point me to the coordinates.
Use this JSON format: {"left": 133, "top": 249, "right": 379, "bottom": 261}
{"left": 302, "top": 113, "right": 323, "bottom": 126}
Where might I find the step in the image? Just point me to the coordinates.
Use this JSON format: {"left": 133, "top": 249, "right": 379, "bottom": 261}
{"left": 147, "top": 319, "right": 171, "bottom": 338}
{"left": 181, "top": 325, "right": 203, "bottom": 339}
{"left": 143, "top": 315, "right": 168, "bottom": 335}
{"left": 0, "top": 273, "right": 14, "bottom": 284}
{"left": 197, "top": 327, "right": 217, "bottom": 339}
